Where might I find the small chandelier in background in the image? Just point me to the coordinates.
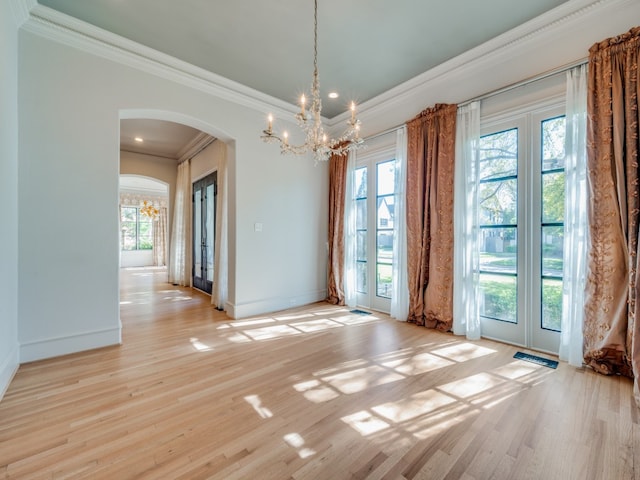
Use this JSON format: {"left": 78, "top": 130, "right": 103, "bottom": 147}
{"left": 261, "top": 0, "right": 364, "bottom": 163}
{"left": 140, "top": 200, "right": 159, "bottom": 220}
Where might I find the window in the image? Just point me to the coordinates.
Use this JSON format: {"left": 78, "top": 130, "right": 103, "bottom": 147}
{"left": 540, "top": 116, "right": 565, "bottom": 332}
{"left": 478, "top": 105, "right": 565, "bottom": 352}
{"left": 352, "top": 149, "right": 396, "bottom": 312}
{"left": 479, "top": 128, "right": 518, "bottom": 323}
{"left": 120, "top": 206, "right": 153, "bottom": 251}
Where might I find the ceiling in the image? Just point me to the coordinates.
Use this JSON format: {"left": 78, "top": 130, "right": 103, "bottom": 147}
{"left": 38, "top": 0, "right": 570, "bottom": 120}
{"left": 120, "top": 119, "right": 207, "bottom": 159}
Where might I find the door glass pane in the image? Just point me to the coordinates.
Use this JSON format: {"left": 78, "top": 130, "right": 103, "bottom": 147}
{"left": 541, "top": 116, "right": 565, "bottom": 334}
{"left": 356, "top": 231, "right": 366, "bottom": 262}
{"left": 542, "top": 171, "right": 565, "bottom": 223}
{"left": 479, "top": 273, "right": 517, "bottom": 323}
{"left": 377, "top": 196, "right": 394, "bottom": 229}
{"left": 206, "top": 184, "right": 215, "bottom": 282}
{"left": 542, "top": 278, "right": 562, "bottom": 331}
{"left": 479, "top": 129, "right": 518, "bottom": 325}
{"left": 194, "top": 189, "right": 202, "bottom": 279}
{"left": 542, "top": 226, "right": 563, "bottom": 277}
{"left": 479, "top": 178, "right": 517, "bottom": 226}
{"left": 355, "top": 168, "right": 367, "bottom": 198}
{"left": 355, "top": 167, "right": 367, "bottom": 295}
{"left": 377, "top": 231, "right": 393, "bottom": 263}
{"left": 480, "top": 227, "right": 517, "bottom": 274}
{"left": 356, "top": 262, "right": 367, "bottom": 294}
{"left": 479, "top": 129, "right": 518, "bottom": 180}
{"left": 377, "top": 264, "right": 392, "bottom": 298}
{"left": 356, "top": 199, "right": 367, "bottom": 229}
{"left": 542, "top": 117, "right": 566, "bottom": 170}
{"left": 376, "top": 160, "right": 395, "bottom": 299}
{"left": 377, "top": 161, "right": 395, "bottom": 196}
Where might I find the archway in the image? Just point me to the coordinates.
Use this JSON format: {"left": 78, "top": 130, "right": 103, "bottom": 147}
{"left": 118, "top": 109, "right": 235, "bottom": 314}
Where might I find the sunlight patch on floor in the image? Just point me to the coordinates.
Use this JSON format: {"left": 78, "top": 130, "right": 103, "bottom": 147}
{"left": 372, "top": 389, "right": 457, "bottom": 423}
{"left": 329, "top": 314, "right": 380, "bottom": 326}
{"left": 242, "top": 325, "right": 300, "bottom": 341}
{"left": 229, "top": 318, "right": 276, "bottom": 327}
{"left": 190, "top": 337, "right": 213, "bottom": 352}
{"left": 283, "top": 433, "right": 316, "bottom": 459}
{"left": 380, "top": 351, "right": 455, "bottom": 376}
{"left": 210, "top": 310, "right": 384, "bottom": 344}
{"left": 431, "top": 343, "right": 497, "bottom": 362}
{"left": 490, "top": 360, "right": 543, "bottom": 380}
{"left": 341, "top": 411, "right": 391, "bottom": 436}
{"left": 437, "top": 372, "right": 505, "bottom": 400}
{"left": 244, "top": 394, "right": 273, "bottom": 419}
{"left": 274, "top": 313, "right": 315, "bottom": 322}
{"left": 290, "top": 319, "right": 343, "bottom": 333}
{"left": 321, "top": 366, "right": 405, "bottom": 395}
{"left": 293, "top": 380, "right": 340, "bottom": 403}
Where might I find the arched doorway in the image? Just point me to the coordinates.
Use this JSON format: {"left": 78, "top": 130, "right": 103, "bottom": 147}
{"left": 118, "top": 109, "right": 235, "bottom": 312}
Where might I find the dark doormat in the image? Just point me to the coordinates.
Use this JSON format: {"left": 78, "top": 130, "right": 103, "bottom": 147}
{"left": 350, "top": 309, "right": 372, "bottom": 315}
{"left": 513, "top": 351, "right": 558, "bottom": 369}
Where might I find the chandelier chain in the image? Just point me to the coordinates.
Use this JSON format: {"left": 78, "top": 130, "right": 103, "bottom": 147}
{"left": 260, "top": 0, "right": 364, "bottom": 162}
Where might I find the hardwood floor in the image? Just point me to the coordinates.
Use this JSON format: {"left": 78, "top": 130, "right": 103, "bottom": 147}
{"left": 1, "top": 267, "right": 638, "bottom": 479}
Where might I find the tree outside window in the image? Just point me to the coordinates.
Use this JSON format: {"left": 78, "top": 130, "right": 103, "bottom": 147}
{"left": 120, "top": 206, "right": 153, "bottom": 251}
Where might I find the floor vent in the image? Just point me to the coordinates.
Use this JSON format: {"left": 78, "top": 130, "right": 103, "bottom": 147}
{"left": 513, "top": 351, "right": 558, "bottom": 369}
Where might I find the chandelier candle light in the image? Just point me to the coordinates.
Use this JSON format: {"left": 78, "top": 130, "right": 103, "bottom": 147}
{"left": 261, "top": 0, "right": 364, "bottom": 163}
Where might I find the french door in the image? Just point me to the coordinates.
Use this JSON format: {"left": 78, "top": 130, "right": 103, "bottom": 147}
{"left": 192, "top": 172, "right": 217, "bottom": 294}
{"left": 478, "top": 106, "right": 565, "bottom": 353}
{"left": 354, "top": 152, "right": 396, "bottom": 312}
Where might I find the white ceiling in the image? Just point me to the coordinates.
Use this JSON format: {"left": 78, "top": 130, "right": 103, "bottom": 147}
{"left": 38, "top": 0, "right": 569, "bottom": 120}
{"left": 120, "top": 119, "right": 207, "bottom": 159}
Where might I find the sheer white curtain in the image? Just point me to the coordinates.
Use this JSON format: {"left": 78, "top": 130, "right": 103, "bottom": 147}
{"left": 212, "top": 147, "right": 228, "bottom": 310}
{"left": 559, "top": 64, "right": 588, "bottom": 367}
{"left": 343, "top": 150, "right": 357, "bottom": 308}
{"left": 169, "top": 160, "right": 192, "bottom": 286}
{"left": 391, "top": 126, "right": 409, "bottom": 320}
{"left": 453, "top": 101, "right": 481, "bottom": 340}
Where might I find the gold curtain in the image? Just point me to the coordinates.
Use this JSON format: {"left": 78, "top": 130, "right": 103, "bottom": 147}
{"left": 327, "top": 152, "right": 349, "bottom": 305}
{"left": 406, "top": 103, "right": 457, "bottom": 331}
{"left": 585, "top": 26, "right": 640, "bottom": 407}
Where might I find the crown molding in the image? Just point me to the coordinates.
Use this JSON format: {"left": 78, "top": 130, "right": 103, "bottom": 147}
{"left": 8, "top": 0, "right": 36, "bottom": 27}
{"left": 328, "top": 0, "right": 636, "bottom": 135}
{"left": 177, "top": 132, "right": 216, "bottom": 163}
{"left": 20, "top": 3, "right": 301, "bottom": 122}
{"left": 16, "top": 0, "right": 636, "bottom": 137}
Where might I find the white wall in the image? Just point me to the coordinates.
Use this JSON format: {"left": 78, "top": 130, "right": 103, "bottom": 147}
{"left": 18, "top": 29, "right": 328, "bottom": 361}
{"left": 0, "top": 1, "right": 20, "bottom": 398}
{"left": 120, "top": 250, "right": 154, "bottom": 268}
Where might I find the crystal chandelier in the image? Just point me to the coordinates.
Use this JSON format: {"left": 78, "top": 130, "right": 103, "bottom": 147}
{"left": 140, "top": 200, "right": 159, "bottom": 220}
{"left": 261, "top": 0, "right": 364, "bottom": 163}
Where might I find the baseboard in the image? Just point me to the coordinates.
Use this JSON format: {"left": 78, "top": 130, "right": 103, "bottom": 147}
{"left": 20, "top": 327, "right": 122, "bottom": 363}
{"left": 0, "top": 344, "right": 19, "bottom": 401}
{"left": 226, "top": 289, "right": 327, "bottom": 319}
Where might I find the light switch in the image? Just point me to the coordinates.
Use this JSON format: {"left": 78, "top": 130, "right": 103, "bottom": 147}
{"left": 254, "top": 222, "right": 263, "bottom": 232}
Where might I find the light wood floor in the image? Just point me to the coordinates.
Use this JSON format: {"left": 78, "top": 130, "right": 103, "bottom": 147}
{"left": 1, "top": 267, "right": 638, "bottom": 479}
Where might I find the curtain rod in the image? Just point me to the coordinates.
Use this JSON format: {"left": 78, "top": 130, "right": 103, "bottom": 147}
{"left": 365, "top": 57, "right": 588, "bottom": 142}
{"left": 457, "top": 57, "right": 587, "bottom": 107}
